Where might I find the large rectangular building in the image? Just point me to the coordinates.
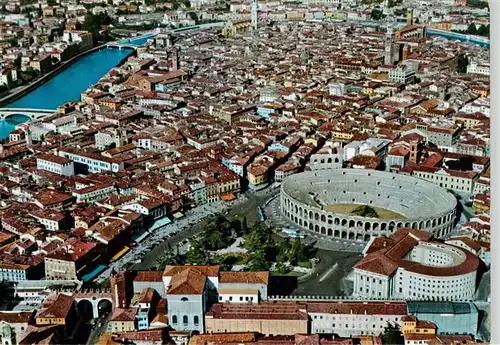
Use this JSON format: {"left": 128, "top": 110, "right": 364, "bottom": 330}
{"left": 36, "top": 153, "right": 75, "bottom": 176}
{"left": 58, "top": 147, "right": 124, "bottom": 174}
{"left": 307, "top": 301, "right": 408, "bottom": 337}
{"left": 407, "top": 301, "right": 479, "bottom": 336}
{"left": 205, "top": 302, "right": 309, "bottom": 335}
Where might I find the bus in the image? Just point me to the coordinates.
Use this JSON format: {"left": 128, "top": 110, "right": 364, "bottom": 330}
{"left": 281, "top": 228, "right": 307, "bottom": 239}
{"left": 110, "top": 246, "right": 130, "bottom": 262}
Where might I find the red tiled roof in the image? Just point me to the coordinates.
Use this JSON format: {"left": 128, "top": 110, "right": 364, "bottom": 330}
{"left": 134, "top": 270, "right": 163, "bottom": 282}
{"left": 206, "top": 302, "right": 309, "bottom": 321}
{"left": 37, "top": 294, "right": 74, "bottom": 319}
{"left": 163, "top": 265, "right": 220, "bottom": 277}
{"left": 110, "top": 308, "right": 136, "bottom": 322}
{"left": 355, "top": 228, "right": 479, "bottom": 277}
{"left": 306, "top": 301, "right": 407, "bottom": 315}
{"left": 219, "top": 271, "right": 269, "bottom": 285}
{"left": 167, "top": 268, "right": 206, "bottom": 295}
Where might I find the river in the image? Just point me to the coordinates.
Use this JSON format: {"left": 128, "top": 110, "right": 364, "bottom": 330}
{"left": 0, "top": 114, "right": 31, "bottom": 141}
{"left": 0, "top": 33, "right": 155, "bottom": 140}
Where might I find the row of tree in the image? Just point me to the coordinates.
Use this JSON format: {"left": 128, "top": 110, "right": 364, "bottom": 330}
{"left": 467, "top": 0, "right": 489, "bottom": 9}
{"left": 82, "top": 13, "right": 114, "bottom": 46}
{"left": 466, "top": 23, "right": 489, "bottom": 37}
{"left": 452, "top": 24, "right": 489, "bottom": 37}
{"left": 158, "top": 217, "right": 314, "bottom": 273}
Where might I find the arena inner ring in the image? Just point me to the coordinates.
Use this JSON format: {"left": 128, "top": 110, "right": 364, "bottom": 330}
{"left": 280, "top": 169, "right": 458, "bottom": 242}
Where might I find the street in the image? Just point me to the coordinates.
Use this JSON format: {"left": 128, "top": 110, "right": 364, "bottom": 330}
{"left": 128, "top": 188, "right": 280, "bottom": 271}
{"left": 95, "top": 196, "right": 249, "bottom": 282}
{"left": 86, "top": 314, "right": 111, "bottom": 345}
{"left": 292, "top": 249, "right": 361, "bottom": 296}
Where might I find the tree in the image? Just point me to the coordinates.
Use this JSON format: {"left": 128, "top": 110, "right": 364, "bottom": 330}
{"left": 247, "top": 249, "right": 270, "bottom": 271}
{"left": 8, "top": 38, "right": 18, "bottom": 47}
{"left": 158, "top": 249, "right": 185, "bottom": 270}
{"left": 241, "top": 216, "right": 248, "bottom": 235}
{"left": 186, "top": 238, "right": 209, "bottom": 265}
{"left": 457, "top": 55, "right": 469, "bottom": 73}
{"left": 477, "top": 24, "right": 488, "bottom": 36}
{"left": 371, "top": 9, "right": 384, "bottom": 21}
{"left": 466, "top": 0, "right": 489, "bottom": 9}
{"left": 82, "top": 12, "right": 113, "bottom": 45}
{"left": 467, "top": 23, "right": 477, "bottom": 35}
{"left": 288, "top": 238, "right": 308, "bottom": 265}
{"left": 105, "top": 142, "right": 116, "bottom": 150}
{"left": 245, "top": 223, "right": 274, "bottom": 253}
{"left": 380, "top": 324, "right": 404, "bottom": 345}
{"left": 275, "top": 248, "right": 287, "bottom": 274}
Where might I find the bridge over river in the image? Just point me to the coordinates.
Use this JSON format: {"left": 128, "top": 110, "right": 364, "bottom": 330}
{"left": 0, "top": 108, "right": 55, "bottom": 120}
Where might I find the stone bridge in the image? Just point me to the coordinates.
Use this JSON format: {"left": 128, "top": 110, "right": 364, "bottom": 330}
{"left": 73, "top": 288, "right": 113, "bottom": 318}
{"left": 0, "top": 108, "right": 56, "bottom": 120}
{"left": 106, "top": 43, "right": 139, "bottom": 50}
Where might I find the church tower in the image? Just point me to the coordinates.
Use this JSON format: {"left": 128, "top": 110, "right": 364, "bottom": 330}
{"left": 252, "top": 0, "right": 258, "bottom": 31}
{"left": 110, "top": 270, "right": 128, "bottom": 309}
{"left": 384, "top": 24, "right": 395, "bottom": 65}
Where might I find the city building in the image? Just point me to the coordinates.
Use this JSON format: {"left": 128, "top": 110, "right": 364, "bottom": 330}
{"left": 162, "top": 266, "right": 269, "bottom": 333}
{"left": 353, "top": 228, "right": 480, "bottom": 302}
{"left": 0, "top": 312, "right": 33, "bottom": 345}
{"left": 389, "top": 62, "right": 418, "bottom": 84}
{"left": 95, "top": 129, "right": 128, "bottom": 150}
{"left": 0, "top": 263, "right": 29, "bottom": 282}
{"left": 307, "top": 301, "right": 407, "bottom": 336}
{"left": 58, "top": 147, "right": 125, "bottom": 173}
{"left": 466, "top": 62, "right": 489, "bottom": 75}
{"left": 44, "top": 240, "right": 98, "bottom": 280}
{"left": 62, "top": 31, "right": 93, "bottom": 52}
{"left": 406, "top": 301, "right": 479, "bottom": 336}
{"left": 36, "top": 153, "right": 75, "bottom": 176}
{"left": 205, "top": 303, "right": 309, "bottom": 335}
{"left": 280, "top": 169, "right": 457, "bottom": 242}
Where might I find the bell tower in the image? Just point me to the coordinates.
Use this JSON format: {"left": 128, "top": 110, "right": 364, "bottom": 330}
{"left": 384, "top": 24, "right": 395, "bottom": 65}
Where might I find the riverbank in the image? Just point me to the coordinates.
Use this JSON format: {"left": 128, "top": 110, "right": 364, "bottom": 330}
{"left": 0, "top": 44, "right": 135, "bottom": 108}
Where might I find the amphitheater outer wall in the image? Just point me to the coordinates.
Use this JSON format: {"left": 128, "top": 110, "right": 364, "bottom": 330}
{"left": 279, "top": 169, "right": 457, "bottom": 242}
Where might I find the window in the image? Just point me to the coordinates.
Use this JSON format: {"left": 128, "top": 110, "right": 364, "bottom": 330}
{"left": 172, "top": 315, "right": 178, "bottom": 324}
{"left": 183, "top": 315, "right": 188, "bottom": 325}
{"left": 194, "top": 316, "right": 199, "bottom": 326}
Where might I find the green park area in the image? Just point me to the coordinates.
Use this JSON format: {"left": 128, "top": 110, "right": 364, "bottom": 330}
{"left": 157, "top": 216, "right": 315, "bottom": 276}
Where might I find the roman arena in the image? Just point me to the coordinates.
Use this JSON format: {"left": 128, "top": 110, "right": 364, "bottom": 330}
{"left": 280, "top": 169, "right": 458, "bottom": 242}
